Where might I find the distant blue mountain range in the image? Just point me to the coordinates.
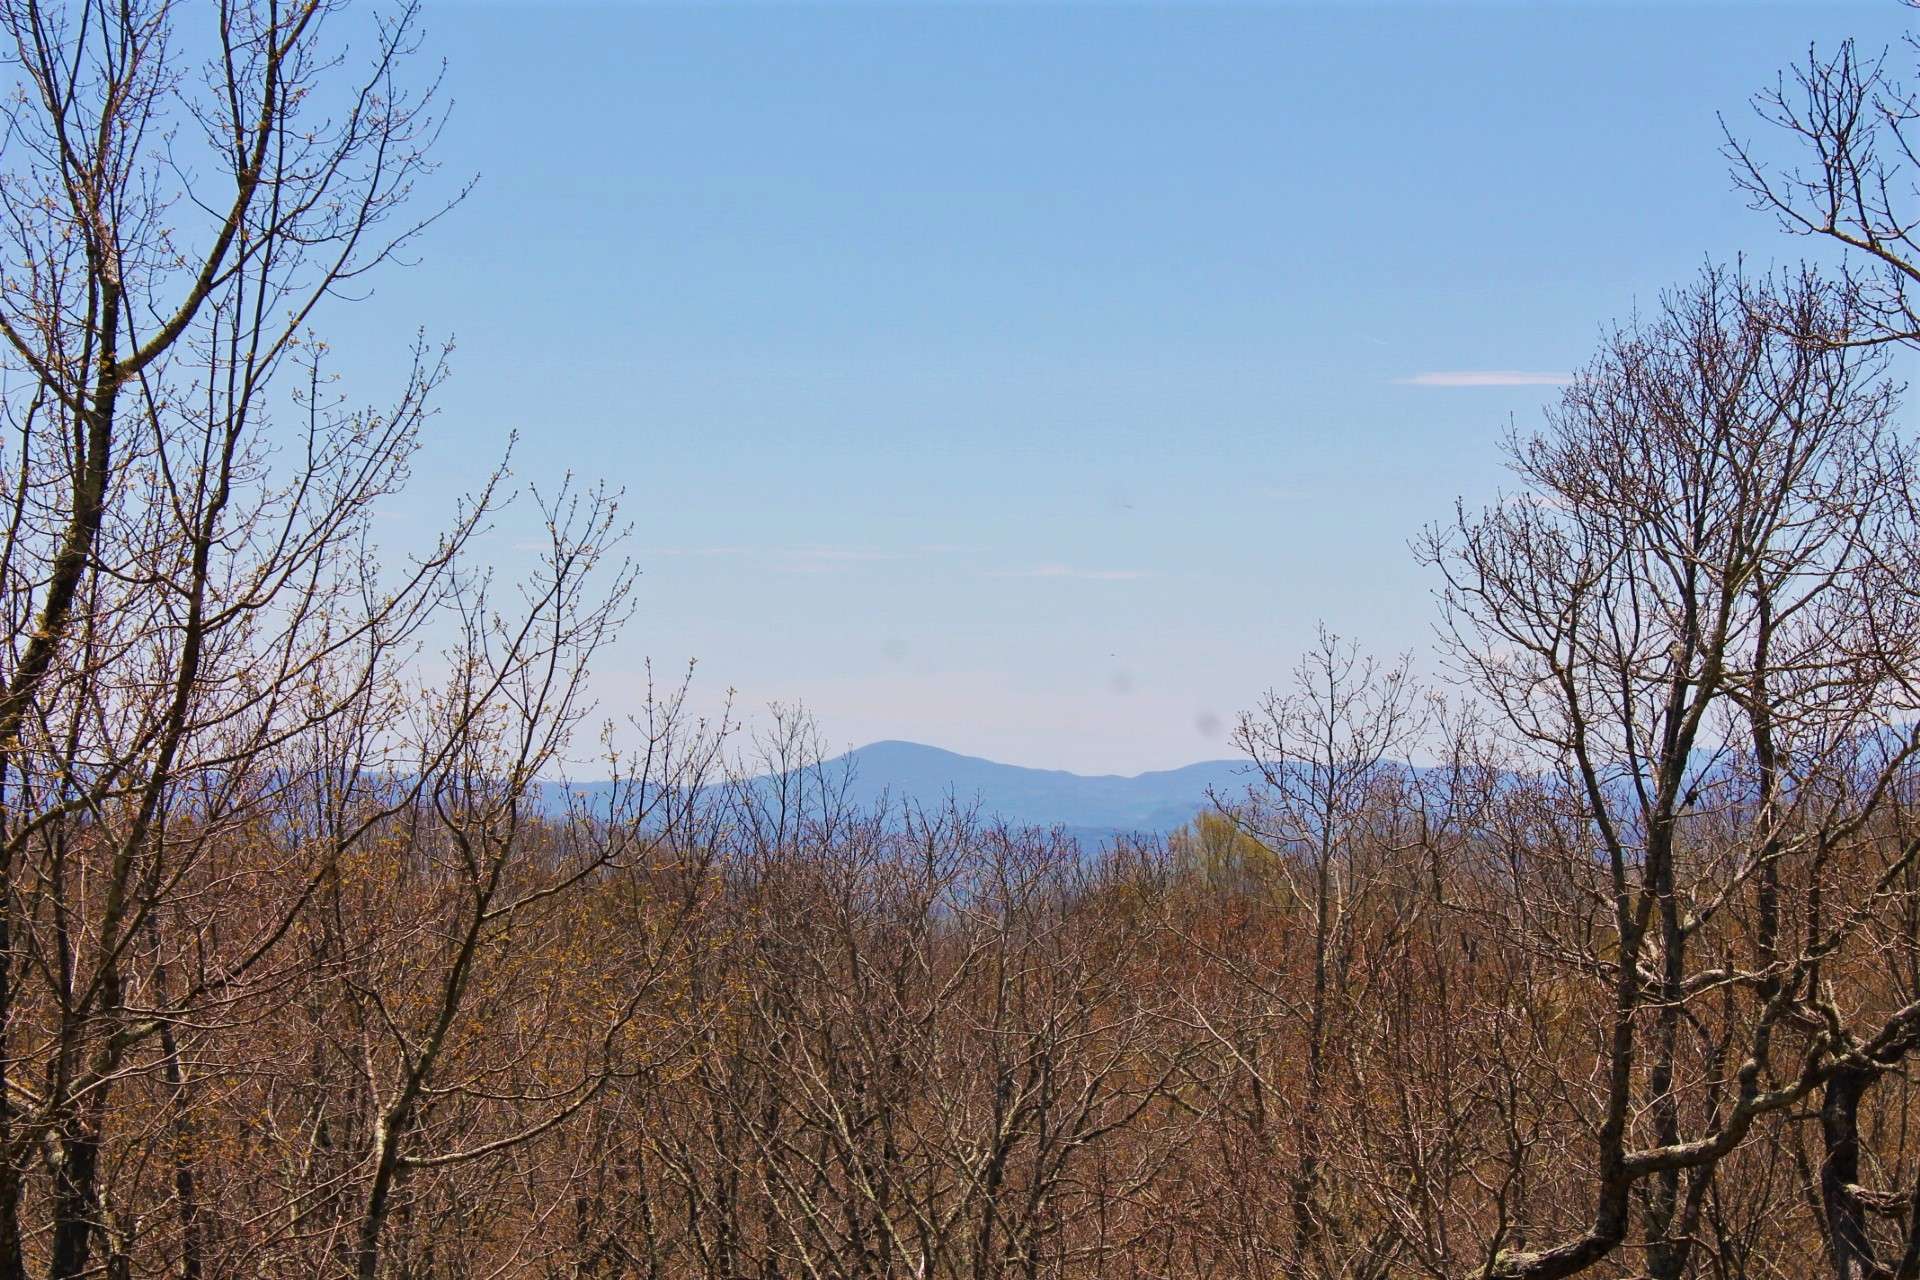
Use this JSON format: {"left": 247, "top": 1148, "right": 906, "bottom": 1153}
{"left": 537, "top": 740, "right": 1244, "bottom": 840}
{"left": 541, "top": 740, "right": 1248, "bottom": 844}
{"left": 821, "top": 740, "right": 1247, "bottom": 842}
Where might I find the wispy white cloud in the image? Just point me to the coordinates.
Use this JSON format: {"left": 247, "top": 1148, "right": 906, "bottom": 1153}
{"left": 1397, "top": 370, "right": 1572, "bottom": 388}
{"left": 786, "top": 546, "right": 903, "bottom": 563}
{"left": 987, "top": 563, "right": 1150, "bottom": 582}
{"left": 640, "top": 546, "right": 1148, "bottom": 581}
{"left": 640, "top": 544, "right": 901, "bottom": 567}
{"left": 637, "top": 545, "right": 757, "bottom": 558}
{"left": 772, "top": 546, "right": 907, "bottom": 575}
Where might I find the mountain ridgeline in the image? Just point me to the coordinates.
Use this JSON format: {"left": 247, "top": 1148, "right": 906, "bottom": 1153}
{"left": 812, "top": 740, "right": 1248, "bottom": 843}
{"left": 541, "top": 740, "right": 1249, "bottom": 844}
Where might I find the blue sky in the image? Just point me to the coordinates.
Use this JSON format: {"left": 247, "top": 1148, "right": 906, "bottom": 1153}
{"left": 355, "top": 0, "right": 1906, "bottom": 773}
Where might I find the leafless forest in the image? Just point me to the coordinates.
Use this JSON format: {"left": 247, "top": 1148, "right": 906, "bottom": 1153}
{"left": 13, "top": 1, "right": 1920, "bottom": 1277}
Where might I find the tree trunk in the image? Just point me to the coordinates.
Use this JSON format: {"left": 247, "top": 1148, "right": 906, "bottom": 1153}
{"left": 1822, "top": 1066, "right": 1892, "bottom": 1280}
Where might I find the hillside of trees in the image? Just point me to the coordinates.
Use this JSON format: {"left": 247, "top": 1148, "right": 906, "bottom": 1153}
{"left": 9, "top": 1, "right": 1920, "bottom": 1277}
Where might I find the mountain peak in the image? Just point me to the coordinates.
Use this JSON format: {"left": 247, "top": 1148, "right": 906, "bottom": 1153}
{"left": 821, "top": 740, "right": 1243, "bottom": 839}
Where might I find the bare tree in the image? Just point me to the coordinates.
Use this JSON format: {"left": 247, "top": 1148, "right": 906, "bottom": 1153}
{"left": 1205, "top": 629, "right": 1423, "bottom": 1277}
{"left": 1423, "top": 264, "right": 1920, "bottom": 1280}
{"left": 0, "top": 3, "right": 670, "bottom": 1276}
{"left": 1730, "top": 24, "right": 1920, "bottom": 346}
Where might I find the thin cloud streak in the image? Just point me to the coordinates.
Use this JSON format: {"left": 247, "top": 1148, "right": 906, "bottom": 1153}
{"left": 637, "top": 545, "right": 758, "bottom": 558}
{"left": 987, "top": 564, "right": 1151, "bottom": 581}
{"left": 1398, "top": 370, "right": 1572, "bottom": 387}
{"left": 639, "top": 547, "right": 1150, "bottom": 582}
{"left": 640, "top": 544, "right": 902, "bottom": 563}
